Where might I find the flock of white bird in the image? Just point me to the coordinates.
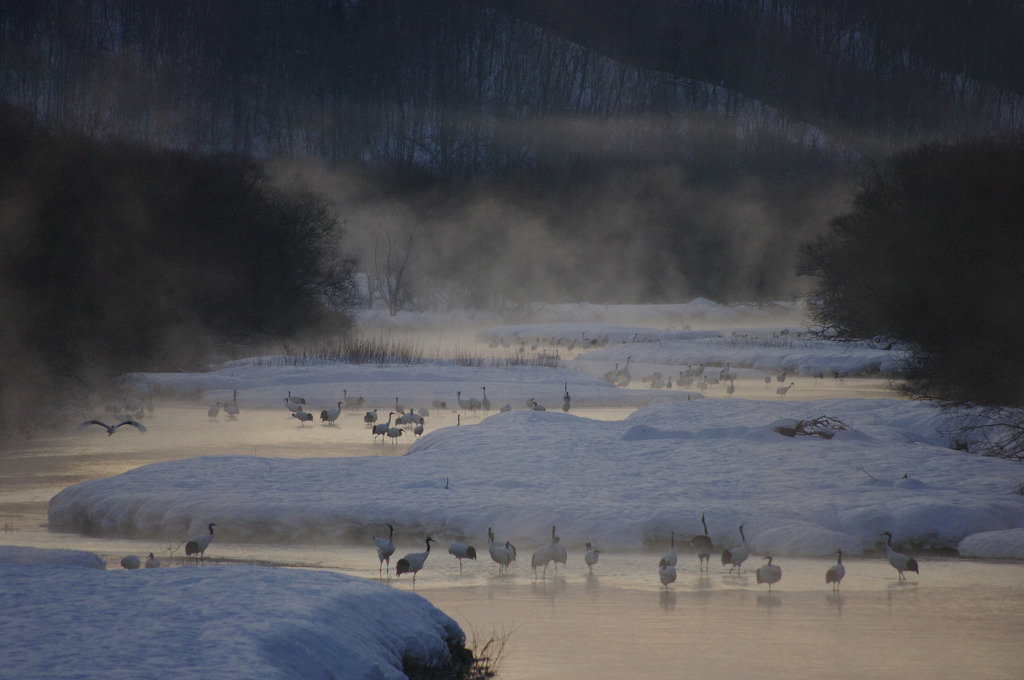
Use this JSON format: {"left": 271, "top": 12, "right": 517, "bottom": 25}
{"left": 371, "top": 515, "right": 920, "bottom": 591}
{"left": 84, "top": 380, "right": 573, "bottom": 446}
{"left": 114, "top": 516, "right": 918, "bottom": 594}
{"left": 269, "top": 384, "right": 571, "bottom": 443}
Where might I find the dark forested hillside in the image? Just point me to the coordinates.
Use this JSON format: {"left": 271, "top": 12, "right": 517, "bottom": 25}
{"left": 486, "top": 0, "right": 1024, "bottom": 148}
{"left": 4, "top": 1, "right": 1019, "bottom": 169}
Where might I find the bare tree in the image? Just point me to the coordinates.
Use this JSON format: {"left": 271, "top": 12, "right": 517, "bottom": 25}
{"left": 370, "top": 217, "right": 419, "bottom": 317}
{"left": 941, "top": 406, "right": 1024, "bottom": 465}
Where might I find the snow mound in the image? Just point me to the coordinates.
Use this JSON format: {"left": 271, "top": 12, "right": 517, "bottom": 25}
{"left": 0, "top": 545, "right": 106, "bottom": 569}
{"left": 957, "top": 529, "right": 1024, "bottom": 559}
{"left": 1, "top": 558, "right": 464, "bottom": 680}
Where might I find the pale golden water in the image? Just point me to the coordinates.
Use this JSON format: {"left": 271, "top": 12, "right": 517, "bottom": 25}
{"left": 2, "top": 394, "right": 1022, "bottom": 680}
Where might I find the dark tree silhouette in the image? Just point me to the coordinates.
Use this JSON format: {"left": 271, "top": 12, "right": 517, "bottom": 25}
{"left": 0, "top": 105, "right": 358, "bottom": 435}
{"left": 799, "top": 135, "right": 1024, "bottom": 409}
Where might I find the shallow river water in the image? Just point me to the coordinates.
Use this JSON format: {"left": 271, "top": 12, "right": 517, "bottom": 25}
{"left": 2, "top": 395, "right": 1023, "bottom": 679}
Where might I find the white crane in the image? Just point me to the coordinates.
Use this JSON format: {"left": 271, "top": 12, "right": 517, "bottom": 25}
{"left": 224, "top": 391, "right": 240, "bottom": 418}
{"left": 372, "top": 412, "right": 395, "bottom": 442}
{"left": 529, "top": 398, "right": 546, "bottom": 411}
{"left": 585, "top": 542, "right": 600, "bottom": 574}
{"left": 185, "top": 522, "right": 216, "bottom": 565}
{"left": 776, "top": 382, "right": 795, "bottom": 396}
{"left": 78, "top": 419, "right": 147, "bottom": 436}
{"left": 661, "top": 531, "right": 678, "bottom": 567}
{"left": 881, "top": 531, "right": 919, "bottom": 580}
{"left": 719, "top": 362, "right": 735, "bottom": 382}
{"left": 321, "top": 401, "right": 342, "bottom": 425}
{"left": 286, "top": 391, "right": 306, "bottom": 407}
{"left": 343, "top": 389, "right": 365, "bottom": 409}
{"left": 531, "top": 526, "right": 559, "bottom": 578}
{"left": 145, "top": 552, "right": 160, "bottom": 568}
{"left": 659, "top": 558, "right": 677, "bottom": 588}
{"left": 284, "top": 398, "right": 302, "bottom": 413}
{"left": 690, "top": 513, "right": 714, "bottom": 573}
{"left": 413, "top": 421, "right": 425, "bottom": 438}
{"left": 480, "top": 387, "right": 490, "bottom": 413}
{"left": 397, "top": 409, "right": 422, "bottom": 426}
{"left": 726, "top": 379, "right": 735, "bottom": 395}
{"left": 721, "top": 524, "right": 749, "bottom": 574}
{"left": 292, "top": 409, "right": 313, "bottom": 426}
{"left": 615, "top": 356, "right": 632, "bottom": 387}
{"left": 386, "top": 426, "right": 404, "bottom": 443}
{"left": 756, "top": 555, "right": 782, "bottom": 590}
{"left": 207, "top": 402, "right": 221, "bottom": 421}
{"left": 120, "top": 554, "right": 141, "bottom": 569}
{"left": 448, "top": 541, "right": 477, "bottom": 571}
{"left": 776, "top": 371, "right": 786, "bottom": 383}
{"left": 396, "top": 537, "right": 435, "bottom": 586}
{"left": 374, "top": 523, "right": 396, "bottom": 577}
{"left": 488, "top": 527, "right": 516, "bottom": 573}
{"left": 551, "top": 524, "right": 567, "bottom": 573}
{"left": 826, "top": 550, "right": 845, "bottom": 590}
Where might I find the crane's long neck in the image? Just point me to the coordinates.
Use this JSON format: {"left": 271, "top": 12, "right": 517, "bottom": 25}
{"left": 701, "top": 515, "right": 709, "bottom": 535}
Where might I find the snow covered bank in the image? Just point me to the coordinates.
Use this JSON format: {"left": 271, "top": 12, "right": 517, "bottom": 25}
{"left": 0, "top": 547, "right": 466, "bottom": 680}
{"left": 957, "top": 529, "right": 1024, "bottom": 560}
{"left": 568, "top": 331, "right": 900, "bottom": 377}
{"left": 48, "top": 398, "right": 1024, "bottom": 558}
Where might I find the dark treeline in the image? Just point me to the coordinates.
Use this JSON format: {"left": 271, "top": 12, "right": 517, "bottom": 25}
{"left": 0, "top": 105, "right": 357, "bottom": 433}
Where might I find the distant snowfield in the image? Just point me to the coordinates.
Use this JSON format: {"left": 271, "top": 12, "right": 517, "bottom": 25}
{"left": 0, "top": 547, "right": 464, "bottom": 680}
